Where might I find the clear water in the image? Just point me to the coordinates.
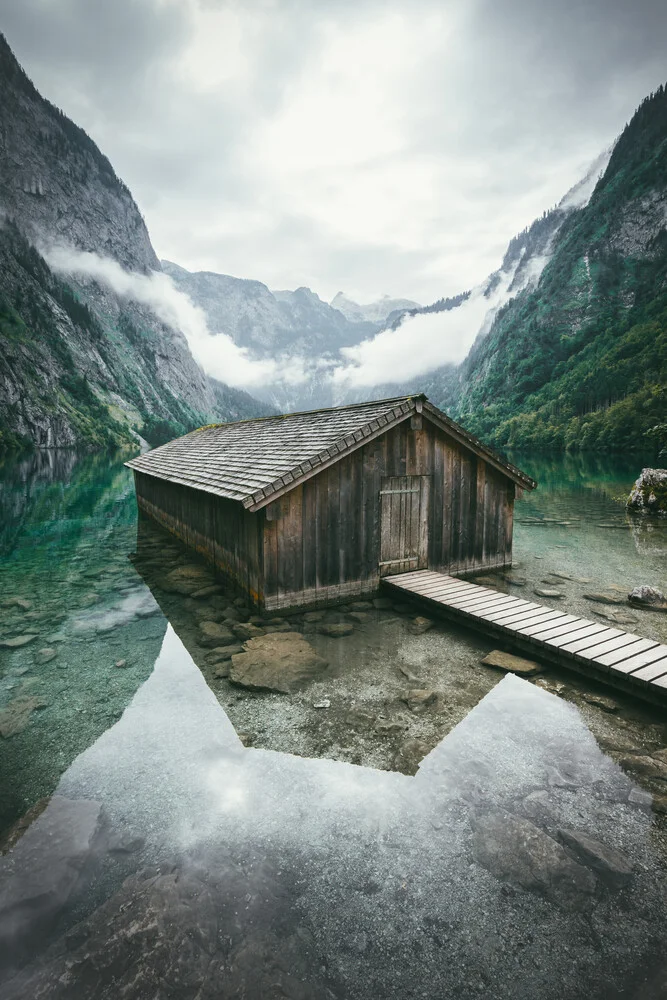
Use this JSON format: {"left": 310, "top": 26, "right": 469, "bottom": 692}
{"left": 0, "top": 450, "right": 666, "bottom": 999}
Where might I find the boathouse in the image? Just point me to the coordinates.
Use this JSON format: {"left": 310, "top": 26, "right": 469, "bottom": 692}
{"left": 126, "top": 395, "right": 536, "bottom": 611}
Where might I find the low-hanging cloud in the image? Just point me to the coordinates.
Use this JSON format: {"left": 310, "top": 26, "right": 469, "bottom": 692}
{"left": 43, "top": 244, "right": 310, "bottom": 389}
{"left": 331, "top": 265, "right": 519, "bottom": 388}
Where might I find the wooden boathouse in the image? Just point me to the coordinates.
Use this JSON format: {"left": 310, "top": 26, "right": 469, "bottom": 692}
{"left": 126, "top": 395, "right": 536, "bottom": 611}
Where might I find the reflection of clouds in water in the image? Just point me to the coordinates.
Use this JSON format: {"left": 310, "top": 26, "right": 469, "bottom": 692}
{"left": 4, "top": 627, "right": 667, "bottom": 1000}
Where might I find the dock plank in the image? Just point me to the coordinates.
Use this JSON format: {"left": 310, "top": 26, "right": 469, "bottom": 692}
{"left": 382, "top": 569, "right": 667, "bottom": 705}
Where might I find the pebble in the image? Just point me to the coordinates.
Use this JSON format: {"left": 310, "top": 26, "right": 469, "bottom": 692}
{"left": 114, "top": 659, "right": 129, "bottom": 668}
{"left": 313, "top": 699, "right": 331, "bottom": 709}
{"left": 35, "top": 647, "right": 57, "bottom": 664}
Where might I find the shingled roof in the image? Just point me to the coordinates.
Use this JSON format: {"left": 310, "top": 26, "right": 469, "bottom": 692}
{"left": 126, "top": 394, "right": 536, "bottom": 510}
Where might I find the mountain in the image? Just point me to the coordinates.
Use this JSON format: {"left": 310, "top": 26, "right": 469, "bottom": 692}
{"left": 162, "top": 261, "right": 378, "bottom": 358}
{"left": 433, "top": 87, "right": 667, "bottom": 455}
{"left": 0, "top": 34, "right": 269, "bottom": 454}
{"left": 329, "top": 291, "right": 421, "bottom": 325}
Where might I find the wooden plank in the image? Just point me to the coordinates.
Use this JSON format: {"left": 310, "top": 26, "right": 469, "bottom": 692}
{"left": 605, "top": 642, "right": 667, "bottom": 673}
{"left": 543, "top": 623, "right": 610, "bottom": 650}
{"left": 650, "top": 673, "right": 667, "bottom": 691}
{"left": 629, "top": 658, "right": 667, "bottom": 684}
{"left": 571, "top": 631, "right": 641, "bottom": 660}
{"left": 450, "top": 591, "right": 518, "bottom": 611}
{"left": 466, "top": 597, "right": 525, "bottom": 617}
{"left": 418, "top": 476, "right": 430, "bottom": 570}
{"left": 444, "top": 590, "right": 506, "bottom": 608}
{"left": 483, "top": 602, "right": 543, "bottom": 623}
{"left": 564, "top": 629, "right": 632, "bottom": 657}
{"left": 527, "top": 617, "right": 590, "bottom": 641}
{"left": 482, "top": 600, "right": 538, "bottom": 621}
{"left": 416, "top": 582, "right": 481, "bottom": 601}
{"left": 513, "top": 611, "right": 573, "bottom": 635}
{"left": 404, "top": 580, "right": 480, "bottom": 597}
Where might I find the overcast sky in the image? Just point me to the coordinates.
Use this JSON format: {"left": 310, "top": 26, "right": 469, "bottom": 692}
{"left": 2, "top": 0, "right": 667, "bottom": 305}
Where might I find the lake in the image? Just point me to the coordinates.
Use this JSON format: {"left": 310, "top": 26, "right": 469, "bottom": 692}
{"left": 0, "top": 449, "right": 666, "bottom": 999}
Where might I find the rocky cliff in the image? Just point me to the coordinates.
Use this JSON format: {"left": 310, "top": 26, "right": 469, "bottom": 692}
{"left": 0, "top": 34, "right": 269, "bottom": 453}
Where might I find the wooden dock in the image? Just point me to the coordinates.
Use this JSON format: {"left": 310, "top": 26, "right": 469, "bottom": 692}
{"left": 383, "top": 570, "right": 667, "bottom": 704}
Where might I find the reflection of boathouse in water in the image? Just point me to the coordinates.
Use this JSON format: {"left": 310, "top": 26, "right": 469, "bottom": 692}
{"left": 127, "top": 395, "right": 536, "bottom": 611}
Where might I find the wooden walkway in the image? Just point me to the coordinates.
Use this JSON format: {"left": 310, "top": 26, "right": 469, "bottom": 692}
{"left": 383, "top": 570, "right": 667, "bottom": 705}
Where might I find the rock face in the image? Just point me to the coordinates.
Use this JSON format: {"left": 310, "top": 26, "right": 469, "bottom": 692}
{"left": 471, "top": 812, "right": 596, "bottom": 909}
{"left": 229, "top": 633, "right": 328, "bottom": 693}
{"left": 627, "top": 468, "right": 667, "bottom": 514}
{"left": 0, "top": 33, "right": 268, "bottom": 452}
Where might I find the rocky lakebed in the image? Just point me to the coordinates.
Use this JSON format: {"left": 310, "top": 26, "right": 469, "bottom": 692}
{"left": 1, "top": 451, "right": 667, "bottom": 998}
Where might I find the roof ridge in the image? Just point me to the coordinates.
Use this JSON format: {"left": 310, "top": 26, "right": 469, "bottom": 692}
{"left": 193, "top": 393, "right": 426, "bottom": 431}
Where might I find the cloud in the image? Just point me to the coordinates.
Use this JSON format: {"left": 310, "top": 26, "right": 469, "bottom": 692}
{"left": 332, "top": 266, "right": 519, "bottom": 388}
{"left": 43, "top": 245, "right": 309, "bottom": 388}
{"left": 3, "top": 0, "right": 667, "bottom": 308}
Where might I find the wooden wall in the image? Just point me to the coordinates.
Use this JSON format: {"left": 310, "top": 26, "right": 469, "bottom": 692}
{"left": 133, "top": 471, "right": 264, "bottom": 605}
{"left": 263, "top": 417, "right": 515, "bottom": 610}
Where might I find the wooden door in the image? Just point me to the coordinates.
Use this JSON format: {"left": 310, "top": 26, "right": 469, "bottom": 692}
{"left": 379, "top": 475, "right": 430, "bottom": 577}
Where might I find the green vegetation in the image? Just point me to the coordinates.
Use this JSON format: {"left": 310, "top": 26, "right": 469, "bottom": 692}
{"left": 440, "top": 84, "right": 667, "bottom": 458}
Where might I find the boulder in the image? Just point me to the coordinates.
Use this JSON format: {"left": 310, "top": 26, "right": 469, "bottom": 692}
{"left": 557, "top": 828, "right": 633, "bottom": 887}
{"left": 628, "top": 585, "right": 667, "bottom": 612}
{"left": 626, "top": 468, "right": 667, "bottom": 514}
{"left": 229, "top": 632, "right": 328, "bottom": 693}
{"left": 481, "top": 650, "right": 543, "bottom": 676}
{"left": 317, "top": 623, "right": 353, "bottom": 638}
{"left": 471, "top": 811, "right": 596, "bottom": 909}
{"left": 197, "top": 621, "right": 237, "bottom": 648}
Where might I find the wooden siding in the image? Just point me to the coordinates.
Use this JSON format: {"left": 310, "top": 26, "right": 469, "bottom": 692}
{"left": 263, "top": 417, "right": 515, "bottom": 610}
{"left": 133, "top": 471, "right": 264, "bottom": 605}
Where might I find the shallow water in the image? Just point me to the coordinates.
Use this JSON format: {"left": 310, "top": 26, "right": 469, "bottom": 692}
{"left": 1, "top": 449, "right": 666, "bottom": 999}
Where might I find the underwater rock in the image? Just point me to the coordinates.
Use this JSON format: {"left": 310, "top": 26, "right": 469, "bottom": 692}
{"left": 372, "top": 597, "right": 394, "bottom": 609}
{"left": 626, "top": 468, "right": 667, "bottom": 514}
{"left": 34, "top": 647, "right": 57, "bottom": 664}
{"left": 160, "top": 564, "right": 215, "bottom": 596}
{"left": 407, "top": 616, "right": 434, "bottom": 634}
{"left": 348, "top": 601, "right": 373, "bottom": 611}
{"left": 556, "top": 828, "right": 633, "bottom": 887}
{"left": 628, "top": 586, "right": 667, "bottom": 612}
{"left": 318, "top": 623, "right": 354, "bottom": 637}
{"left": 198, "top": 621, "right": 237, "bottom": 647}
{"left": 232, "top": 622, "right": 266, "bottom": 641}
{"left": 0, "top": 796, "right": 103, "bottom": 969}
{"left": 401, "top": 689, "right": 438, "bottom": 712}
{"left": 303, "top": 611, "right": 326, "bottom": 622}
{"left": 581, "top": 692, "right": 618, "bottom": 713}
{"left": 471, "top": 811, "right": 596, "bottom": 909}
{"left": 1, "top": 598, "right": 32, "bottom": 611}
{"left": 583, "top": 591, "right": 625, "bottom": 606}
{"left": 481, "top": 650, "right": 543, "bottom": 676}
{"left": 533, "top": 588, "right": 564, "bottom": 599}
{"left": 229, "top": 632, "right": 328, "bottom": 693}
{"left": 347, "top": 611, "right": 369, "bottom": 623}
{"left": 0, "top": 695, "right": 48, "bottom": 738}
{"left": 619, "top": 755, "right": 667, "bottom": 782}
{"left": 0, "top": 634, "right": 37, "bottom": 648}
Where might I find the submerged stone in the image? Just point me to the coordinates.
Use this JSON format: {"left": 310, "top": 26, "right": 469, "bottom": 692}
{"left": 471, "top": 811, "right": 596, "bottom": 909}
{"left": 533, "top": 588, "right": 564, "bottom": 599}
{"left": 34, "top": 647, "right": 57, "bottom": 664}
{"left": 318, "top": 623, "right": 354, "bottom": 637}
{"left": 582, "top": 592, "right": 625, "bottom": 606}
{"left": 481, "top": 650, "right": 543, "bottom": 676}
{"left": 407, "top": 616, "right": 434, "bottom": 634}
{"left": 229, "top": 632, "right": 328, "bottom": 693}
{"left": 0, "top": 696, "right": 48, "bottom": 738}
{"left": 557, "top": 829, "right": 633, "bottom": 887}
{"left": 198, "top": 621, "right": 237, "bottom": 647}
{"left": 0, "top": 634, "right": 37, "bottom": 649}
{"left": 581, "top": 692, "right": 618, "bottom": 713}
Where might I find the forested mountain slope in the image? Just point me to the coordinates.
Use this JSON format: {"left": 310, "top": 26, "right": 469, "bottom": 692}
{"left": 438, "top": 86, "right": 667, "bottom": 455}
{"left": 0, "top": 34, "right": 268, "bottom": 454}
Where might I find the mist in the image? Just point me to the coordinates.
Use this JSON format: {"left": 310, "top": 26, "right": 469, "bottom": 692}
{"left": 42, "top": 244, "right": 310, "bottom": 390}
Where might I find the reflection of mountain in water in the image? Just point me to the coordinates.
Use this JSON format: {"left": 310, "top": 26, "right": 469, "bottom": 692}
{"left": 2, "top": 626, "right": 666, "bottom": 1000}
